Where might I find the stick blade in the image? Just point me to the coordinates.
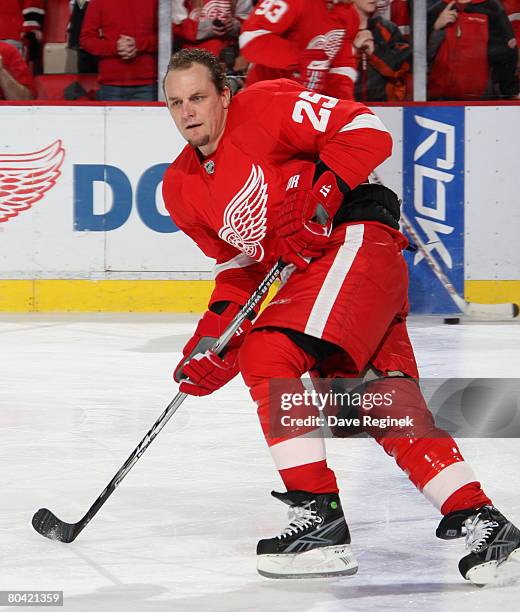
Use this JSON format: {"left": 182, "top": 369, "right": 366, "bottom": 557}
{"left": 32, "top": 508, "right": 78, "bottom": 543}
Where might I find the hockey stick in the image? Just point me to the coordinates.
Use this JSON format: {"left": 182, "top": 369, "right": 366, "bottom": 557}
{"left": 32, "top": 259, "right": 285, "bottom": 543}
{"left": 369, "top": 172, "right": 518, "bottom": 320}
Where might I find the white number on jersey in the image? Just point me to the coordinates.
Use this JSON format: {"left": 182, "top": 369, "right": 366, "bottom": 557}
{"left": 254, "top": 0, "right": 288, "bottom": 23}
{"left": 291, "top": 91, "right": 339, "bottom": 133}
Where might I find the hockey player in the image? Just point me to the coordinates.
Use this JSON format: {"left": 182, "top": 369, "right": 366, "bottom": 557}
{"left": 239, "top": 0, "right": 359, "bottom": 98}
{"left": 161, "top": 48, "right": 520, "bottom": 583}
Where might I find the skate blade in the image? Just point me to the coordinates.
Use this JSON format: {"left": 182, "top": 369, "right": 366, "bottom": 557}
{"left": 467, "top": 548, "right": 520, "bottom": 587}
{"left": 257, "top": 544, "right": 358, "bottom": 579}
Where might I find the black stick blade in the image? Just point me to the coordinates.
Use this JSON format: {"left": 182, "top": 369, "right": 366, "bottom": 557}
{"left": 32, "top": 508, "right": 78, "bottom": 543}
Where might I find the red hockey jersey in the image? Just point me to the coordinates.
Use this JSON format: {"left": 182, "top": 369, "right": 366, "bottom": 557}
{"left": 162, "top": 79, "right": 392, "bottom": 308}
{"left": 239, "top": 0, "right": 359, "bottom": 99}
{"left": 0, "top": 0, "right": 45, "bottom": 41}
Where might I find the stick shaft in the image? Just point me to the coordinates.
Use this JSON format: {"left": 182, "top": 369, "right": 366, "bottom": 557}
{"left": 72, "top": 259, "right": 284, "bottom": 536}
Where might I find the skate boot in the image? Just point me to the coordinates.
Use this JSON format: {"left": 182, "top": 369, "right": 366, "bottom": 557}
{"left": 256, "top": 490, "right": 358, "bottom": 579}
{"left": 437, "top": 505, "right": 520, "bottom": 586}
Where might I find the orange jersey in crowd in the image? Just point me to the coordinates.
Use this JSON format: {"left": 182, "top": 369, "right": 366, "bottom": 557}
{"left": 239, "top": 0, "right": 359, "bottom": 99}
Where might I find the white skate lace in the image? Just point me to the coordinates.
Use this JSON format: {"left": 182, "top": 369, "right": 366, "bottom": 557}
{"left": 278, "top": 503, "right": 322, "bottom": 539}
{"left": 464, "top": 512, "right": 499, "bottom": 553}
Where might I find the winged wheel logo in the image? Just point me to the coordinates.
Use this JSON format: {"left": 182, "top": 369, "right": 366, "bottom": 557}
{"left": 218, "top": 164, "right": 268, "bottom": 261}
{"left": 0, "top": 140, "right": 65, "bottom": 223}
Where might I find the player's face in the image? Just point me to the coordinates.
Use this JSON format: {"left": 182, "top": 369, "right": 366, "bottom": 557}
{"left": 164, "top": 64, "right": 231, "bottom": 156}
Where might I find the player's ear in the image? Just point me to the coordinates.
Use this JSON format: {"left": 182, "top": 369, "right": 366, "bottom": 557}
{"left": 222, "top": 86, "right": 231, "bottom": 109}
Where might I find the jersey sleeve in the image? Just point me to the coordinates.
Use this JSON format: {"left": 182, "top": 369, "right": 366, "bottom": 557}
{"left": 326, "top": 6, "right": 359, "bottom": 100}
{"left": 22, "top": 0, "right": 45, "bottom": 35}
{"left": 162, "top": 164, "right": 270, "bottom": 309}
{"left": 80, "top": 0, "right": 117, "bottom": 57}
{"left": 239, "top": 0, "right": 302, "bottom": 69}
{"left": 2, "top": 44, "right": 36, "bottom": 96}
{"left": 246, "top": 80, "right": 393, "bottom": 189}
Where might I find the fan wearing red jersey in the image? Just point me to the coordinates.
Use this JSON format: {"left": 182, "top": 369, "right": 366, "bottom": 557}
{"left": 161, "top": 49, "right": 520, "bottom": 583}
{"left": 239, "top": 0, "right": 360, "bottom": 99}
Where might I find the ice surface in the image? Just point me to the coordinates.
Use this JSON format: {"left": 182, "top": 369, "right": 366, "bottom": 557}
{"left": 1, "top": 314, "right": 520, "bottom": 611}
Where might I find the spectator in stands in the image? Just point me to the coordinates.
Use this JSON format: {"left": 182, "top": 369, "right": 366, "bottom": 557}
{"left": 80, "top": 0, "right": 158, "bottom": 101}
{"left": 0, "top": 1, "right": 45, "bottom": 71}
{"left": 0, "top": 40, "right": 35, "bottom": 99}
{"left": 427, "top": 0, "right": 519, "bottom": 100}
{"left": 68, "top": 0, "right": 98, "bottom": 73}
{"left": 172, "top": 0, "right": 252, "bottom": 93}
{"left": 352, "top": 0, "right": 411, "bottom": 101}
{"left": 239, "top": 0, "right": 359, "bottom": 99}
{"left": 172, "top": 1, "right": 252, "bottom": 56}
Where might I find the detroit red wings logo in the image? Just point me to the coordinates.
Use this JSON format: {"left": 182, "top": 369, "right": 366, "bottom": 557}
{"left": 308, "top": 29, "right": 345, "bottom": 60}
{"left": 219, "top": 164, "right": 268, "bottom": 261}
{"left": 189, "top": 0, "right": 231, "bottom": 20}
{"left": 0, "top": 140, "right": 65, "bottom": 223}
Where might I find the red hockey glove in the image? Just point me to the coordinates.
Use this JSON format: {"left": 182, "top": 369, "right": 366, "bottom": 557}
{"left": 173, "top": 306, "right": 252, "bottom": 396}
{"left": 275, "top": 171, "right": 344, "bottom": 270}
{"left": 294, "top": 49, "right": 330, "bottom": 93}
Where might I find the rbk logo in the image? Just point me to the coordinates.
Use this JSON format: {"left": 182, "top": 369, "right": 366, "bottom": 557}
{"left": 0, "top": 140, "right": 65, "bottom": 223}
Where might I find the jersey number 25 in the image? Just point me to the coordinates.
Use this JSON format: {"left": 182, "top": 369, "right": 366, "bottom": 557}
{"left": 292, "top": 91, "right": 338, "bottom": 133}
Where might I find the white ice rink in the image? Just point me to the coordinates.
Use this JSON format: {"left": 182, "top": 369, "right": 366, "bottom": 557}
{"left": 2, "top": 314, "right": 520, "bottom": 611}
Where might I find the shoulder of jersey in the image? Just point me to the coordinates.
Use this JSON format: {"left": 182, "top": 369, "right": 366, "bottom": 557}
{"left": 229, "top": 79, "right": 307, "bottom": 124}
{"left": 232, "top": 78, "right": 306, "bottom": 109}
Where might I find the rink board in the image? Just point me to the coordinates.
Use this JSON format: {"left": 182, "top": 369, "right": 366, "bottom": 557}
{"left": 0, "top": 103, "right": 519, "bottom": 312}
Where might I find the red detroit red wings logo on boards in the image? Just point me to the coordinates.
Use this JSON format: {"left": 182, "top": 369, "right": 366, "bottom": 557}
{"left": 218, "top": 164, "right": 268, "bottom": 261}
{"left": 0, "top": 140, "right": 65, "bottom": 223}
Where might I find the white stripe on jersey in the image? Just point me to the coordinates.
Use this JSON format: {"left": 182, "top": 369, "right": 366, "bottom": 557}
{"left": 214, "top": 252, "right": 257, "bottom": 276}
{"left": 268, "top": 435, "right": 326, "bottom": 471}
{"left": 422, "top": 461, "right": 477, "bottom": 510}
{"left": 328, "top": 66, "right": 358, "bottom": 82}
{"left": 239, "top": 29, "right": 271, "bottom": 48}
{"left": 339, "top": 112, "right": 389, "bottom": 134}
{"left": 305, "top": 224, "right": 365, "bottom": 338}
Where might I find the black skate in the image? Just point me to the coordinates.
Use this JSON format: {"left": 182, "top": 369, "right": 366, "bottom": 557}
{"left": 437, "top": 505, "right": 520, "bottom": 586}
{"left": 256, "top": 490, "right": 358, "bottom": 579}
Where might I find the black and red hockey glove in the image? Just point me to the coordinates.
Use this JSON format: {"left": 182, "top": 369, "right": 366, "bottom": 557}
{"left": 275, "top": 170, "right": 344, "bottom": 270}
{"left": 173, "top": 304, "right": 252, "bottom": 396}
